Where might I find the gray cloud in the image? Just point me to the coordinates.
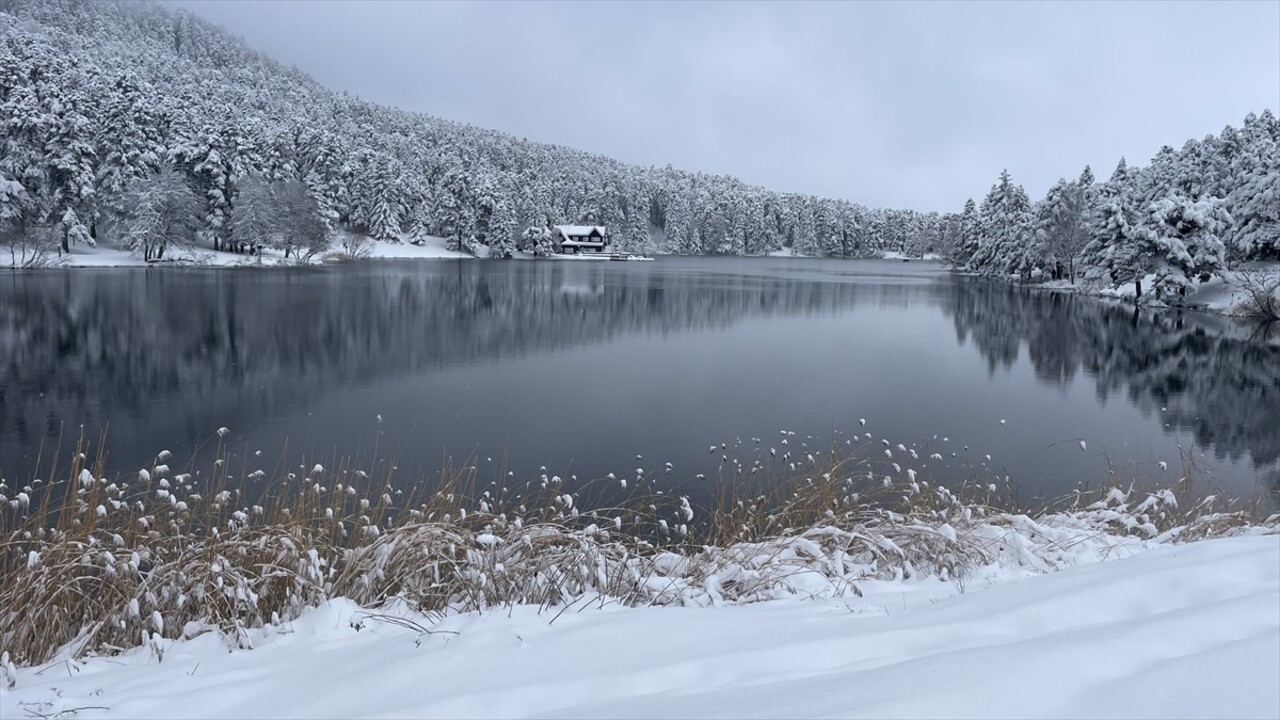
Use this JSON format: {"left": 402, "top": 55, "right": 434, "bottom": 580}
{"left": 172, "top": 0, "right": 1279, "bottom": 212}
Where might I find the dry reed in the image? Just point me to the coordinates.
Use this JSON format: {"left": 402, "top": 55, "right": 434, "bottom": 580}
{"left": 1, "top": 429, "right": 1274, "bottom": 668}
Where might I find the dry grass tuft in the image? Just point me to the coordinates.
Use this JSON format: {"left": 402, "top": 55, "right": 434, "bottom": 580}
{"left": 1, "top": 431, "right": 1274, "bottom": 668}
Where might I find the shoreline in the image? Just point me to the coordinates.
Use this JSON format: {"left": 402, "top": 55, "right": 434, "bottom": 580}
{"left": 951, "top": 264, "right": 1280, "bottom": 322}
{"left": 2, "top": 435, "right": 1275, "bottom": 718}
{"left": 21, "top": 240, "right": 1276, "bottom": 323}
{"left": 14, "top": 233, "right": 951, "bottom": 270}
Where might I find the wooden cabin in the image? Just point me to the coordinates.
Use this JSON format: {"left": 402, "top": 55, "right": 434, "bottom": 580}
{"left": 553, "top": 225, "right": 609, "bottom": 254}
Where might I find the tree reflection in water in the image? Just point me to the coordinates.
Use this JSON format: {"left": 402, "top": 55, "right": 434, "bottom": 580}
{"left": 1, "top": 261, "right": 1274, "bottom": 503}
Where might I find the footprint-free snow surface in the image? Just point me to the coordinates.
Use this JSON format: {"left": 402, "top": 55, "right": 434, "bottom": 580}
{"left": 6, "top": 535, "right": 1278, "bottom": 719}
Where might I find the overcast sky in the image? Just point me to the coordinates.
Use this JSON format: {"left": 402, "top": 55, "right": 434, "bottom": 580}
{"left": 171, "top": 0, "right": 1279, "bottom": 212}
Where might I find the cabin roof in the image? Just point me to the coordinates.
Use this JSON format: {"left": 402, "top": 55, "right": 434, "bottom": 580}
{"left": 554, "top": 225, "right": 607, "bottom": 237}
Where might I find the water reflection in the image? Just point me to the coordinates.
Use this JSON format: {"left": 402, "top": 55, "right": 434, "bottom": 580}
{"left": 945, "top": 279, "right": 1280, "bottom": 474}
{"left": 0, "top": 260, "right": 905, "bottom": 479}
{"left": 0, "top": 260, "right": 1275, "bottom": 503}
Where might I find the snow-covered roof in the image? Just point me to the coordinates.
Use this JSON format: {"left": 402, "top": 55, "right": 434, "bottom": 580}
{"left": 554, "top": 225, "right": 607, "bottom": 238}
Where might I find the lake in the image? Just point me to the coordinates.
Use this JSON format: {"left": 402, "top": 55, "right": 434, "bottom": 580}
{"left": 1, "top": 257, "right": 1276, "bottom": 507}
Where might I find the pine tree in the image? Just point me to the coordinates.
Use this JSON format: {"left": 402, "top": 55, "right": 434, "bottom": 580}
{"left": 365, "top": 160, "right": 402, "bottom": 243}
{"left": 619, "top": 205, "right": 651, "bottom": 254}
{"left": 952, "top": 198, "right": 979, "bottom": 267}
{"left": 437, "top": 165, "right": 475, "bottom": 252}
{"left": 788, "top": 196, "right": 819, "bottom": 256}
{"left": 169, "top": 124, "right": 233, "bottom": 250}
{"left": 1226, "top": 116, "right": 1280, "bottom": 260}
{"left": 522, "top": 224, "right": 554, "bottom": 257}
{"left": 1079, "top": 165, "right": 1095, "bottom": 189}
{"left": 1033, "top": 178, "right": 1088, "bottom": 281}
{"left": 971, "top": 170, "right": 1033, "bottom": 277}
{"left": 44, "top": 91, "right": 98, "bottom": 252}
{"left": 1080, "top": 160, "right": 1143, "bottom": 293}
{"left": 1143, "top": 195, "right": 1231, "bottom": 300}
{"left": 95, "top": 72, "right": 164, "bottom": 224}
{"left": 406, "top": 204, "right": 433, "bottom": 246}
{"left": 230, "top": 174, "right": 275, "bottom": 254}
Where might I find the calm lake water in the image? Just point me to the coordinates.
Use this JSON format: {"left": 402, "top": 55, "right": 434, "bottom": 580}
{"left": 1, "top": 257, "right": 1276, "bottom": 506}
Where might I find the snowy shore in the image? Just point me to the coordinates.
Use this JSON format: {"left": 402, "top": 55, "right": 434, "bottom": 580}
{"left": 1029, "top": 266, "right": 1280, "bottom": 319}
{"left": 38, "top": 237, "right": 938, "bottom": 268}
{"left": 5, "top": 533, "right": 1276, "bottom": 720}
{"left": 32, "top": 238, "right": 1280, "bottom": 322}
{"left": 37, "top": 233, "right": 474, "bottom": 268}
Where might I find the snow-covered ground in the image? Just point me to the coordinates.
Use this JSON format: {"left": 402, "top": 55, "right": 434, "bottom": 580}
{"left": 878, "top": 250, "right": 944, "bottom": 261}
{"left": 5, "top": 534, "right": 1276, "bottom": 720}
{"left": 1037, "top": 264, "right": 1280, "bottom": 318}
{"left": 358, "top": 234, "right": 473, "bottom": 261}
{"left": 1172, "top": 266, "right": 1280, "bottom": 316}
{"left": 40, "top": 233, "right": 473, "bottom": 268}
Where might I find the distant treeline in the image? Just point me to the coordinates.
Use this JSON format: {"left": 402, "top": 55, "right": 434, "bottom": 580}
{"left": 0, "top": 0, "right": 1275, "bottom": 280}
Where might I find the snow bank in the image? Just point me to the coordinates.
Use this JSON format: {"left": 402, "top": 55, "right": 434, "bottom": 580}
{"left": 5, "top": 535, "right": 1275, "bottom": 719}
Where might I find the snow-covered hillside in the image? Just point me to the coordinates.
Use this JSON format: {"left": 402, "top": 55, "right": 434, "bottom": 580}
{"left": 0, "top": 0, "right": 943, "bottom": 265}
{"left": 1, "top": 0, "right": 1274, "bottom": 271}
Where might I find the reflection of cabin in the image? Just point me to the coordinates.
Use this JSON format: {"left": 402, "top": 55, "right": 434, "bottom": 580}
{"left": 553, "top": 225, "right": 609, "bottom": 254}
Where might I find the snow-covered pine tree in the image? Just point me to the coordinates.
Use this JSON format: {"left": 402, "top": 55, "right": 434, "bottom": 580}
{"left": 405, "top": 205, "right": 432, "bottom": 246}
{"left": 295, "top": 130, "right": 347, "bottom": 233}
{"left": 1142, "top": 195, "right": 1231, "bottom": 300}
{"left": 95, "top": 72, "right": 165, "bottom": 228}
{"left": 952, "top": 198, "right": 979, "bottom": 268}
{"left": 1032, "top": 178, "right": 1087, "bottom": 281}
{"left": 1079, "top": 164, "right": 1095, "bottom": 189}
{"left": 788, "top": 196, "right": 819, "bottom": 256}
{"left": 488, "top": 228, "right": 516, "bottom": 258}
{"left": 303, "top": 169, "right": 340, "bottom": 233}
{"left": 1080, "top": 159, "right": 1143, "bottom": 293}
{"left": 437, "top": 164, "right": 475, "bottom": 253}
{"left": 230, "top": 174, "right": 276, "bottom": 254}
{"left": 1225, "top": 112, "right": 1280, "bottom": 260}
{"left": 521, "top": 224, "right": 554, "bottom": 257}
{"left": 971, "top": 170, "right": 1033, "bottom": 277}
{"left": 168, "top": 124, "right": 233, "bottom": 251}
{"left": 662, "top": 195, "right": 697, "bottom": 255}
{"left": 619, "top": 204, "right": 652, "bottom": 254}
{"left": 365, "top": 159, "right": 403, "bottom": 243}
{"left": 43, "top": 87, "right": 98, "bottom": 253}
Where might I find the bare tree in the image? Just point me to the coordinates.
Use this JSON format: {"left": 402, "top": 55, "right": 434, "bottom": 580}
{"left": 1229, "top": 270, "right": 1280, "bottom": 322}
{"left": 0, "top": 176, "right": 56, "bottom": 268}
{"left": 121, "top": 166, "right": 199, "bottom": 262}
{"left": 276, "top": 179, "right": 330, "bottom": 262}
